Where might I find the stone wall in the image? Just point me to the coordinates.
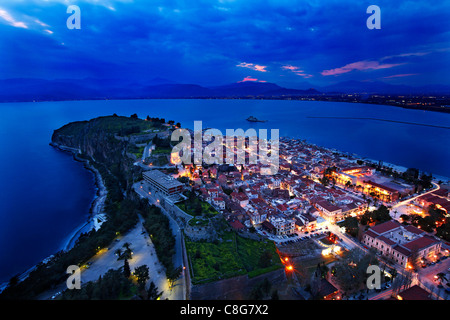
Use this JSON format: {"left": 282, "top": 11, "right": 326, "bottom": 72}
{"left": 184, "top": 221, "right": 217, "bottom": 242}
{"left": 190, "top": 268, "right": 287, "bottom": 300}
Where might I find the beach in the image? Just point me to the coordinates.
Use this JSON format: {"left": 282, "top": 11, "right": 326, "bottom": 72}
{"left": 51, "top": 143, "right": 108, "bottom": 251}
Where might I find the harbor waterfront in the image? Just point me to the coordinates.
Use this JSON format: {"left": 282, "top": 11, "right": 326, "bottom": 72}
{"left": 0, "top": 98, "right": 449, "bottom": 285}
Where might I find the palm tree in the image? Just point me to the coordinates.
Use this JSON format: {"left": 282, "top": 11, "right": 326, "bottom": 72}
{"left": 115, "top": 248, "right": 123, "bottom": 260}
{"left": 122, "top": 242, "right": 133, "bottom": 260}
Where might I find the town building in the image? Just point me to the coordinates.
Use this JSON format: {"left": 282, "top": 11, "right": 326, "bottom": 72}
{"left": 143, "top": 170, "right": 184, "bottom": 196}
{"left": 268, "top": 215, "right": 295, "bottom": 235}
{"left": 315, "top": 200, "right": 342, "bottom": 222}
{"left": 362, "top": 220, "right": 442, "bottom": 269}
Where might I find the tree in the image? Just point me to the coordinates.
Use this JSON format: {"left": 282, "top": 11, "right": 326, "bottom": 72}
{"left": 341, "top": 216, "right": 359, "bottom": 237}
{"left": 123, "top": 259, "right": 131, "bottom": 278}
{"left": 134, "top": 265, "right": 150, "bottom": 289}
{"left": 373, "top": 205, "right": 391, "bottom": 223}
{"left": 194, "top": 202, "right": 202, "bottom": 216}
{"left": 332, "top": 249, "right": 378, "bottom": 295}
{"left": 436, "top": 222, "right": 450, "bottom": 242}
{"left": 167, "top": 266, "right": 182, "bottom": 289}
{"left": 147, "top": 281, "right": 163, "bottom": 300}
{"left": 436, "top": 272, "right": 447, "bottom": 285}
{"left": 7, "top": 275, "right": 19, "bottom": 288}
{"left": 121, "top": 242, "right": 133, "bottom": 260}
{"left": 400, "top": 214, "right": 410, "bottom": 223}
{"left": 115, "top": 248, "right": 123, "bottom": 261}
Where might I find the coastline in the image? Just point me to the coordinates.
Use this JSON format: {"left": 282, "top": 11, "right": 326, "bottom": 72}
{"left": 50, "top": 142, "right": 108, "bottom": 251}
{"left": 0, "top": 143, "right": 107, "bottom": 292}
{"left": 284, "top": 135, "right": 450, "bottom": 183}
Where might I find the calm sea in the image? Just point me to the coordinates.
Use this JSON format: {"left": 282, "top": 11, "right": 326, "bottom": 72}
{"left": 0, "top": 99, "right": 449, "bottom": 283}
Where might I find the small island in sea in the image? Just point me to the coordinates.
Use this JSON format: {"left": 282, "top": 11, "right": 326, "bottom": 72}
{"left": 246, "top": 116, "right": 268, "bottom": 122}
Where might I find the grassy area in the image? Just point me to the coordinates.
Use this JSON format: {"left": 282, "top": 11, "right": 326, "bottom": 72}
{"left": 177, "top": 199, "right": 218, "bottom": 217}
{"left": 152, "top": 146, "right": 172, "bottom": 154}
{"left": 55, "top": 115, "right": 160, "bottom": 137}
{"left": 188, "top": 217, "right": 210, "bottom": 227}
{"left": 128, "top": 145, "right": 145, "bottom": 158}
{"left": 186, "top": 231, "right": 282, "bottom": 285}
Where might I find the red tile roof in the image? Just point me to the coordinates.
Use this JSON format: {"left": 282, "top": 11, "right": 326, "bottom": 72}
{"left": 403, "top": 236, "right": 439, "bottom": 252}
{"left": 397, "top": 285, "right": 431, "bottom": 300}
{"left": 316, "top": 200, "right": 341, "bottom": 213}
{"left": 229, "top": 220, "right": 245, "bottom": 230}
{"left": 364, "top": 230, "right": 379, "bottom": 239}
{"left": 363, "top": 180, "right": 399, "bottom": 193}
{"left": 404, "top": 225, "right": 424, "bottom": 235}
{"left": 262, "top": 220, "right": 275, "bottom": 231}
{"left": 378, "top": 235, "right": 396, "bottom": 246}
{"left": 393, "top": 245, "right": 411, "bottom": 257}
{"left": 370, "top": 220, "right": 402, "bottom": 235}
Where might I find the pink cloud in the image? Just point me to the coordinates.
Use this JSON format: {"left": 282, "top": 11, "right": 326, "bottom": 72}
{"left": 236, "top": 62, "right": 267, "bottom": 72}
{"left": 281, "top": 65, "right": 302, "bottom": 72}
{"left": 381, "top": 52, "right": 429, "bottom": 60}
{"left": 321, "top": 60, "right": 404, "bottom": 76}
{"left": 294, "top": 72, "right": 313, "bottom": 79}
{"left": 383, "top": 73, "right": 418, "bottom": 79}
{"left": 238, "top": 76, "right": 266, "bottom": 83}
{"left": 281, "top": 65, "right": 313, "bottom": 78}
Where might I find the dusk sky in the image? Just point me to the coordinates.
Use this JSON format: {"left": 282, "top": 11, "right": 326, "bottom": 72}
{"left": 1, "top": 0, "right": 449, "bottom": 88}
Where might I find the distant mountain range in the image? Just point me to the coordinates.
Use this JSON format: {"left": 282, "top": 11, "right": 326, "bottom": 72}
{"left": 0, "top": 77, "right": 448, "bottom": 102}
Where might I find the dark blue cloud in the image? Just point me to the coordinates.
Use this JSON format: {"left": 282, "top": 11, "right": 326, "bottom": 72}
{"left": 0, "top": 0, "right": 448, "bottom": 87}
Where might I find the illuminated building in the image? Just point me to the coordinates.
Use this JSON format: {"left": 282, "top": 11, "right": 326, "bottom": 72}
{"left": 143, "top": 170, "right": 183, "bottom": 196}
{"left": 362, "top": 220, "right": 442, "bottom": 269}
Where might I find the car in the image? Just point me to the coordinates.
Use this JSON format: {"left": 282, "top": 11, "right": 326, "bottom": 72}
{"left": 385, "top": 283, "right": 391, "bottom": 289}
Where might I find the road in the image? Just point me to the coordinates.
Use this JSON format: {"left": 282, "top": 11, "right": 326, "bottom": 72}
{"left": 142, "top": 143, "right": 153, "bottom": 161}
{"left": 417, "top": 257, "right": 450, "bottom": 300}
{"left": 133, "top": 182, "right": 187, "bottom": 300}
{"left": 392, "top": 182, "right": 440, "bottom": 209}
